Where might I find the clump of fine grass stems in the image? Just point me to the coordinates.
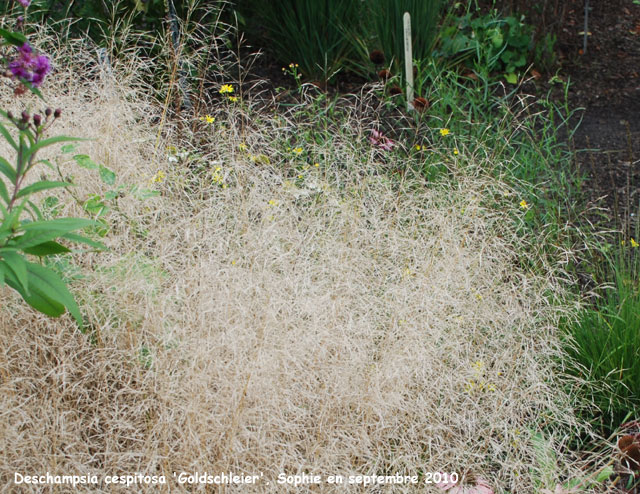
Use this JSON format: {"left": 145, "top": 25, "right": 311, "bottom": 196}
{"left": 1, "top": 2, "right": 622, "bottom": 492}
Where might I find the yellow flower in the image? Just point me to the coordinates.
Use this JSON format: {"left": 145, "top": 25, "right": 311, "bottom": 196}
{"left": 268, "top": 199, "right": 278, "bottom": 206}
{"left": 453, "top": 148, "right": 459, "bottom": 155}
{"left": 439, "top": 128, "right": 450, "bottom": 137}
{"left": 219, "top": 84, "right": 234, "bottom": 94}
{"left": 151, "top": 170, "right": 166, "bottom": 183}
{"left": 520, "top": 199, "right": 529, "bottom": 209}
{"left": 314, "top": 162, "right": 320, "bottom": 167}
{"left": 228, "top": 96, "right": 238, "bottom": 102}
{"left": 231, "top": 260, "right": 236, "bottom": 265}
{"left": 166, "top": 145, "right": 177, "bottom": 154}
{"left": 292, "top": 147, "right": 303, "bottom": 155}
{"left": 238, "top": 143, "right": 248, "bottom": 152}
{"left": 199, "top": 115, "right": 215, "bottom": 124}
{"left": 472, "top": 360, "right": 485, "bottom": 372}
{"left": 415, "top": 144, "right": 421, "bottom": 151}
{"left": 297, "top": 174, "right": 303, "bottom": 179}
{"left": 632, "top": 238, "right": 639, "bottom": 248}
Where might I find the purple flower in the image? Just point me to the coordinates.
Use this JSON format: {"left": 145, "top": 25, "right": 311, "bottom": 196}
{"left": 369, "top": 129, "right": 395, "bottom": 151}
{"left": 8, "top": 42, "right": 51, "bottom": 87}
{"left": 16, "top": 0, "right": 31, "bottom": 7}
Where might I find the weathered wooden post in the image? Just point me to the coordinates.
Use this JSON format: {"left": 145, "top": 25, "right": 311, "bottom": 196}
{"left": 403, "top": 12, "right": 414, "bottom": 112}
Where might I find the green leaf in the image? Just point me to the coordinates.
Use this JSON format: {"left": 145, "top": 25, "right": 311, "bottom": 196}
{"left": 99, "top": 165, "right": 116, "bottom": 185}
{"left": 23, "top": 241, "right": 71, "bottom": 256}
{"left": 505, "top": 72, "right": 518, "bottom": 84}
{"left": 0, "top": 250, "right": 29, "bottom": 294}
{"left": 23, "top": 136, "right": 87, "bottom": 164}
{"left": 0, "top": 28, "right": 27, "bottom": 46}
{"left": 17, "top": 180, "right": 73, "bottom": 199}
{"left": 61, "top": 144, "right": 78, "bottom": 154}
{"left": 25, "top": 262, "right": 83, "bottom": 328}
{"left": 0, "top": 262, "right": 4, "bottom": 287}
{"left": 0, "top": 178, "right": 8, "bottom": 203}
{"left": 83, "top": 194, "right": 109, "bottom": 217}
{"left": 0, "top": 122, "right": 18, "bottom": 151}
{"left": 13, "top": 218, "right": 96, "bottom": 249}
{"left": 62, "top": 232, "right": 107, "bottom": 251}
{"left": 73, "top": 154, "right": 98, "bottom": 170}
{"left": 595, "top": 466, "right": 614, "bottom": 483}
{"left": 0, "top": 156, "right": 17, "bottom": 184}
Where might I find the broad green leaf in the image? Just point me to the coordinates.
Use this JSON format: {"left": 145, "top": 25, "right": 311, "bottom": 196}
{"left": 0, "top": 28, "right": 27, "bottom": 46}
{"left": 0, "top": 122, "right": 18, "bottom": 151}
{"left": 25, "top": 262, "right": 82, "bottom": 328}
{"left": 99, "top": 165, "right": 116, "bottom": 185}
{"left": 73, "top": 154, "right": 98, "bottom": 170}
{"left": 23, "top": 241, "right": 71, "bottom": 256}
{"left": 0, "top": 156, "right": 16, "bottom": 184}
{"left": 0, "top": 250, "right": 29, "bottom": 294}
{"left": 61, "top": 144, "right": 78, "bottom": 154}
{"left": 3, "top": 263, "right": 64, "bottom": 318}
{"left": 13, "top": 218, "right": 96, "bottom": 249}
{"left": 17, "top": 180, "right": 73, "bottom": 199}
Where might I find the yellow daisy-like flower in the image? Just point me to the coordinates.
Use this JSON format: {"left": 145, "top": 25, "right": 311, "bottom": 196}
{"left": 292, "top": 147, "right": 303, "bottom": 154}
{"left": 415, "top": 144, "right": 421, "bottom": 151}
{"left": 453, "top": 148, "right": 459, "bottom": 155}
{"left": 268, "top": 199, "right": 278, "bottom": 206}
{"left": 228, "top": 96, "right": 238, "bottom": 103}
{"left": 219, "top": 84, "right": 234, "bottom": 94}
{"left": 439, "top": 128, "right": 450, "bottom": 137}
{"left": 199, "top": 115, "right": 215, "bottom": 124}
{"left": 314, "top": 162, "right": 320, "bottom": 167}
{"left": 631, "top": 238, "right": 639, "bottom": 248}
{"left": 520, "top": 199, "right": 529, "bottom": 209}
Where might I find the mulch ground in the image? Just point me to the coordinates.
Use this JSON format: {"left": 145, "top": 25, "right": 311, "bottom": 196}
{"left": 553, "top": 0, "right": 640, "bottom": 236}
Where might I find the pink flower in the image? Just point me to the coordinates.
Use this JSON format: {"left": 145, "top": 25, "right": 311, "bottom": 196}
{"left": 369, "top": 129, "right": 394, "bottom": 151}
{"left": 16, "top": 0, "right": 31, "bottom": 6}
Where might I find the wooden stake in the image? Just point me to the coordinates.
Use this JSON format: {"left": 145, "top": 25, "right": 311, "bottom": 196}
{"left": 403, "top": 12, "right": 414, "bottom": 111}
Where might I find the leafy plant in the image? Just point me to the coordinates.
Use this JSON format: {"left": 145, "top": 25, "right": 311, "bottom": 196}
{"left": 0, "top": 9, "right": 104, "bottom": 329}
{"left": 434, "top": 10, "right": 533, "bottom": 81}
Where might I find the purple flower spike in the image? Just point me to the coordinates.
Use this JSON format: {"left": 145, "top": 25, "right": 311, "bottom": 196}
{"left": 16, "top": 0, "right": 31, "bottom": 7}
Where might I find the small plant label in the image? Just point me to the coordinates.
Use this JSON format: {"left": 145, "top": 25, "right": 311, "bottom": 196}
{"left": 403, "top": 12, "right": 414, "bottom": 111}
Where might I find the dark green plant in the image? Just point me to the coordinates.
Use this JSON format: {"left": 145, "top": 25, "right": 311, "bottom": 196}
{"left": 236, "top": 0, "right": 363, "bottom": 84}
{"left": 366, "top": 0, "right": 443, "bottom": 74}
{"left": 564, "top": 245, "right": 640, "bottom": 434}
